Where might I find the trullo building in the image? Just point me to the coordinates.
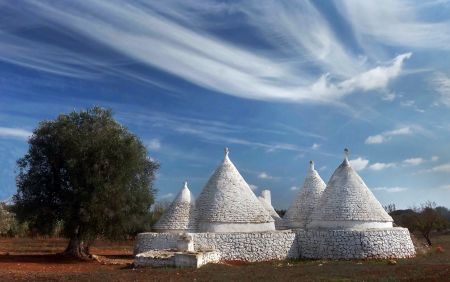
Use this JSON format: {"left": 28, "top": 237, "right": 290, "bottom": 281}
{"left": 194, "top": 148, "right": 275, "bottom": 232}
{"left": 284, "top": 161, "right": 326, "bottom": 229}
{"left": 308, "top": 149, "right": 393, "bottom": 230}
{"left": 134, "top": 148, "right": 416, "bottom": 267}
{"left": 153, "top": 181, "right": 195, "bottom": 233}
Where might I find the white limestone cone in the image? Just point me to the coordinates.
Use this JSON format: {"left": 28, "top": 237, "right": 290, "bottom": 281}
{"left": 284, "top": 160, "right": 326, "bottom": 229}
{"left": 308, "top": 149, "right": 393, "bottom": 230}
{"left": 194, "top": 148, "right": 275, "bottom": 232}
{"left": 153, "top": 181, "right": 196, "bottom": 233}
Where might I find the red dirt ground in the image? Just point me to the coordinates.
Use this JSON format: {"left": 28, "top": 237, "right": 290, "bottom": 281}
{"left": 0, "top": 234, "right": 448, "bottom": 281}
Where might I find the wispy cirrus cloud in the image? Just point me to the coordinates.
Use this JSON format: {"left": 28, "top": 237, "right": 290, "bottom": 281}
{"left": 337, "top": 0, "right": 450, "bottom": 50}
{"left": 373, "top": 186, "right": 408, "bottom": 193}
{"left": 368, "top": 162, "right": 396, "bottom": 171}
{"left": 0, "top": 127, "right": 31, "bottom": 140}
{"left": 145, "top": 138, "right": 162, "bottom": 151}
{"left": 365, "top": 126, "right": 413, "bottom": 144}
{"left": 402, "top": 157, "right": 424, "bottom": 166}
{"left": 257, "top": 172, "right": 273, "bottom": 180}
{"left": 431, "top": 72, "right": 450, "bottom": 107}
{"left": 0, "top": 1, "right": 412, "bottom": 104}
{"left": 424, "top": 163, "right": 450, "bottom": 173}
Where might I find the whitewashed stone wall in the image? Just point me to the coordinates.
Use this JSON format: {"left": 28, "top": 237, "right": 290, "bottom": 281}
{"left": 193, "top": 231, "right": 298, "bottom": 262}
{"left": 296, "top": 228, "right": 415, "bottom": 259}
{"left": 134, "top": 232, "right": 178, "bottom": 254}
{"left": 135, "top": 230, "right": 298, "bottom": 261}
{"left": 134, "top": 228, "right": 415, "bottom": 261}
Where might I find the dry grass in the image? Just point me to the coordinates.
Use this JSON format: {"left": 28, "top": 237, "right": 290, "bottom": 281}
{"left": 0, "top": 234, "right": 448, "bottom": 281}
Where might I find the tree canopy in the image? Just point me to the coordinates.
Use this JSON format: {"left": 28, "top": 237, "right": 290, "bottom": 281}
{"left": 14, "top": 107, "right": 159, "bottom": 258}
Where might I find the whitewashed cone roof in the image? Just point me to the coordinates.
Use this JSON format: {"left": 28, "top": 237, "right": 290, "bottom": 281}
{"left": 284, "top": 161, "right": 326, "bottom": 228}
{"left": 194, "top": 148, "right": 274, "bottom": 230}
{"left": 153, "top": 181, "right": 196, "bottom": 232}
{"left": 309, "top": 149, "right": 393, "bottom": 228}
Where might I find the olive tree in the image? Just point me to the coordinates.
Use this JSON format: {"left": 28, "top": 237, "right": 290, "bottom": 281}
{"left": 14, "top": 107, "right": 158, "bottom": 258}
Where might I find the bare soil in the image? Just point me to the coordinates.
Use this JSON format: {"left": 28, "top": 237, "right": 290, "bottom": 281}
{"left": 0, "top": 234, "right": 448, "bottom": 281}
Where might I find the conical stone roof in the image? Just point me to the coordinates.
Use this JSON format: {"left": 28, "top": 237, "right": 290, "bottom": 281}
{"left": 309, "top": 149, "right": 393, "bottom": 230}
{"left": 284, "top": 161, "right": 326, "bottom": 229}
{"left": 153, "top": 181, "right": 196, "bottom": 233}
{"left": 194, "top": 148, "right": 275, "bottom": 232}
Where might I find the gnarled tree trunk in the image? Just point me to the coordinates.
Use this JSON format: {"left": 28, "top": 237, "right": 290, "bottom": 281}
{"left": 63, "top": 235, "right": 90, "bottom": 259}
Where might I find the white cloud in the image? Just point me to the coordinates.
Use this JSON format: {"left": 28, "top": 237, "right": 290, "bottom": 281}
{"left": 290, "top": 186, "right": 299, "bottom": 191}
{"left": 146, "top": 138, "right": 161, "bottom": 151}
{"left": 431, "top": 156, "right": 439, "bottom": 162}
{"left": 249, "top": 184, "right": 258, "bottom": 191}
{"left": 0, "top": 1, "right": 411, "bottom": 104}
{"left": 439, "top": 184, "right": 450, "bottom": 190}
{"left": 159, "top": 193, "right": 174, "bottom": 199}
{"left": 258, "top": 172, "right": 273, "bottom": 179}
{"left": 400, "top": 100, "right": 415, "bottom": 107}
{"left": 365, "top": 126, "right": 413, "bottom": 144}
{"left": 402, "top": 157, "right": 424, "bottom": 166}
{"left": 368, "top": 162, "right": 396, "bottom": 171}
{"left": 373, "top": 186, "right": 408, "bottom": 193}
{"left": 349, "top": 157, "right": 369, "bottom": 171}
{"left": 337, "top": 0, "right": 450, "bottom": 50}
{"left": 427, "top": 163, "right": 450, "bottom": 173}
{"left": 365, "top": 135, "right": 385, "bottom": 144}
{"left": 382, "top": 91, "right": 396, "bottom": 102}
{"left": 431, "top": 72, "right": 450, "bottom": 107}
{"left": 0, "top": 127, "right": 32, "bottom": 140}
{"left": 311, "top": 143, "right": 320, "bottom": 150}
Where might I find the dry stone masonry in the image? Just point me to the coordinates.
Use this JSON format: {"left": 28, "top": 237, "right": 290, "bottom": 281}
{"left": 284, "top": 161, "right": 326, "bottom": 229}
{"left": 153, "top": 182, "right": 196, "bottom": 233}
{"left": 308, "top": 149, "right": 393, "bottom": 230}
{"left": 134, "top": 148, "right": 416, "bottom": 267}
{"left": 194, "top": 148, "right": 274, "bottom": 232}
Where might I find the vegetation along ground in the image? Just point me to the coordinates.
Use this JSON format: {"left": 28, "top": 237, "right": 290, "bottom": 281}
{"left": 0, "top": 233, "right": 448, "bottom": 282}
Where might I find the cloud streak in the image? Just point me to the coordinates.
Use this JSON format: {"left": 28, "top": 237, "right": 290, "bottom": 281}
{"left": 0, "top": 1, "right": 413, "bottom": 104}
{"left": 373, "top": 186, "right": 408, "bottom": 193}
{"left": 0, "top": 127, "right": 31, "bottom": 140}
{"left": 365, "top": 126, "right": 413, "bottom": 144}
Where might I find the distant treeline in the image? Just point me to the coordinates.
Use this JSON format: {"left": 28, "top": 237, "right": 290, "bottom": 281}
{"left": 384, "top": 202, "right": 450, "bottom": 246}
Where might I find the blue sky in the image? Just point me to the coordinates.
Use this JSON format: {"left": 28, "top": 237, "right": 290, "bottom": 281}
{"left": 1, "top": 0, "right": 450, "bottom": 209}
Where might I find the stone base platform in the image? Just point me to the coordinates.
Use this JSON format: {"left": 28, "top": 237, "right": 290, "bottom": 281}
{"left": 134, "top": 228, "right": 415, "bottom": 267}
{"left": 297, "top": 228, "right": 415, "bottom": 259}
{"left": 134, "top": 250, "right": 221, "bottom": 268}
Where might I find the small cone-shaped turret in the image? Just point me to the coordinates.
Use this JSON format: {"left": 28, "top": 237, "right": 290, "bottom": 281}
{"left": 153, "top": 181, "right": 196, "bottom": 233}
{"left": 194, "top": 148, "right": 275, "bottom": 232}
{"left": 284, "top": 160, "right": 326, "bottom": 229}
{"left": 308, "top": 149, "right": 393, "bottom": 230}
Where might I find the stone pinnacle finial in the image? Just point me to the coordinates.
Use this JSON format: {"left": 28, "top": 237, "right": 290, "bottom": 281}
{"left": 309, "top": 160, "right": 315, "bottom": 171}
{"left": 183, "top": 181, "right": 188, "bottom": 189}
{"left": 343, "top": 148, "right": 350, "bottom": 165}
{"left": 224, "top": 147, "right": 229, "bottom": 158}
